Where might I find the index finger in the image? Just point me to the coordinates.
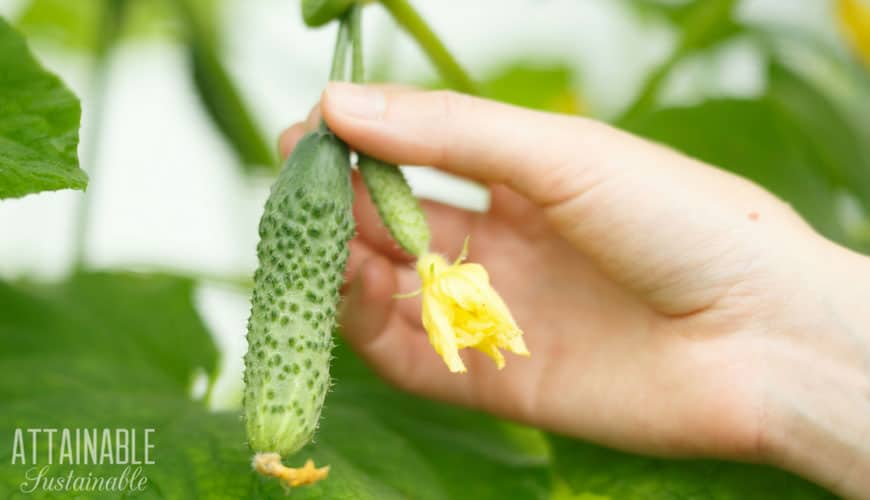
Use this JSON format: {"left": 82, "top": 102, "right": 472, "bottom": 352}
{"left": 320, "top": 82, "right": 648, "bottom": 206}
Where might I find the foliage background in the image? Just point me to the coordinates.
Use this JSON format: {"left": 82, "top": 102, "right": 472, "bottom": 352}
{"left": 0, "top": 0, "right": 868, "bottom": 498}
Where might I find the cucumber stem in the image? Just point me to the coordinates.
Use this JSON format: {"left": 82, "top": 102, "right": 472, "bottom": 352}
{"left": 349, "top": 4, "right": 364, "bottom": 84}
{"left": 328, "top": 16, "right": 351, "bottom": 82}
{"left": 321, "top": 13, "right": 352, "bottom": 133}
{"left": 349, "top": 3, "right": 431, "bottom": 257}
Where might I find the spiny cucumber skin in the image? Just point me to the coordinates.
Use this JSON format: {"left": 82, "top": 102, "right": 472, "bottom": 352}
{"left": 243, "top": 130, "right": 353, "bottom": 456}
{"left": 358, "top": 155, "right": 430, "bottom": 257}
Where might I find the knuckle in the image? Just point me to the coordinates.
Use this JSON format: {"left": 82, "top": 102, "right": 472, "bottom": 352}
{"left": 430, "top": 90, "right": 469, "bottom": 124}
{"left": 428, "top": 90, "right": 471, "bottom": 166}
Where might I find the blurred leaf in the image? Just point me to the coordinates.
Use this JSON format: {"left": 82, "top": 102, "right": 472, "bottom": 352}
{"left": 175, "top": 0, "right": 277, "bottom": 174}
{"left": 622, "top": 0, "right": 687, "bottom": 19}
{"left": 626, "top": 97, "right": 847, "bottom": 244}
{"left": 17, "top": 0, "right": 133, "bottom": 52}
{"left": 767, "top": 64, "right": 870, "bottom": 212}
{"left": 482, "top": 62, "right": 583, "bottom": 114}
{"left": 0, "top": 273, "right": 218, "bottom": 399}
{"left": 0, "top": 272, "right": 549, "bottom": 498}
{"left": 15, "top": 0, "right": 223, "bottom": 51}
{"left": 765, "top": 29, "right": 870, "bottom": 164}
{"left": 549, "top": 435, "right": 834, "bottom": 499}
{"left": 15, "top": 0, "right": 103, "bottom": 51}
{"left": 624, "top": 0, "right": 742, "bottom": 53}
{"left": 0, "top": 273, "right": 843, "bottom": 499}
{"left": 0, "top": 273, "right": 268, "bottom": 498}
{"left": 619, "top": 0, "right": 742, "bottom": 122}
{"left": 755, "top": 27, "right": 870, "bottom": 243}
{"left": 669, "top": 0, "right": 741, "bottom": 54}
{"left": 625, "top": 57, "right": 870, "bottom": 252}
{"left": 763, "top": 57, "right": 870, "bottom": 251}
{"left": 0, "top": 16, "right": 86, "bottom": 199}
{"left": 326, "top": 342, "right": 551, "bottom": 500}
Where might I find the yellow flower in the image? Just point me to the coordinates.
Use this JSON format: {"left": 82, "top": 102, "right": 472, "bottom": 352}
{"left": 411, "top": 238, "right": 529, "bottom": 373}
{"left": 838, "top": 0, "right": 870, "bottom": 65}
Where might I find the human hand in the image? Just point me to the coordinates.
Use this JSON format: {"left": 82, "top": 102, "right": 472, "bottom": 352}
{"left": 278, "top": 83, "right": 870, "bottom": 498}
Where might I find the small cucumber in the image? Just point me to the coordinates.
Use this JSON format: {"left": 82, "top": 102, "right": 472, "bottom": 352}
{"left": 243, "top": 128, "right": 354, "bottom": 456}
{"left": 358, "top": 155, "right": 430, "bottom": 257}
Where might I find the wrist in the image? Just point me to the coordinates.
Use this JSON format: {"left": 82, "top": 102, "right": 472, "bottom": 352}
{"left": 762, "top": 239, "right": 870, "bottom": 498}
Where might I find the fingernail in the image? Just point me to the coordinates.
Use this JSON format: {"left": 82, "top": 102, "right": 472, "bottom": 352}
{"left": 326, "top": 82, "right": 384, "bottom": 121}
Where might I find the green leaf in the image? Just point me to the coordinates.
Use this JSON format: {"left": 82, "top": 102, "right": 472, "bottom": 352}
{"left": 324, "top": 344, "right": 551, "bottom": 500}
{"left": 618, "top": 0, "right": 742, "bottom": 122}
{"left": 549, "top": 435, "right": 834, "bottom": 499}
{"left": 625, "top": 55, "right": 870, "bottom": 252}
{"left": 625, "top": 97, "right": 847, "bottom": 244}
{"left": 0, "top": 16, "right": 86, "bottom": 199}
{"left": 0, "top": 272, "right": 549, "bottom": 499}
{"left": 482, "top": 62, "right": 583, "bottom": 114}
{"left": 14, "top": 0, "right": 223, "bottom": 51}
{"left": 762, "top": 37, "right": 870, "bottom": 249}
{"left": 623, "top": 0, "right": 742, "bottom": 53}
{"left": 0, "top": 271, "right": 842, "bottom": 499}
{"left": 15, "top": 0, "right": 103, "bottom": 52}
{"left": 419, "top": 60, "right": 584, "bottom": 114}
{"left": 768, "top": 65, "right": 870, "bottom": 248}
{"left": 670, "top": 0, "right": 741, "bottom": 54}
{"left": 766, "top": 64, "right": 870, "bottom": 211}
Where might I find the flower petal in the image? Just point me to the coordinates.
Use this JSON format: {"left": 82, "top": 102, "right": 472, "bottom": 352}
{"left": 422, "top": 291, "right": 466, "bottom": 373}
{"left": 412, "top": 238, "right": 528, "bottom": 373}
{"left": 474, "top": 340, "right": 507, "bottom": 370}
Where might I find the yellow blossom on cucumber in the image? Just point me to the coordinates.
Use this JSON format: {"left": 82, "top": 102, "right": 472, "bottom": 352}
{"left": 412, "top": 238, "right": 529, "bottom": 373}
{"left": 253, "top": 453, "right": 329, "bottom": 488}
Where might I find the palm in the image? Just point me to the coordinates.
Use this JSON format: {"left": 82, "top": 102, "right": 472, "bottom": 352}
{"left": 350, "top": 184, "right": 761, "bottom": 461}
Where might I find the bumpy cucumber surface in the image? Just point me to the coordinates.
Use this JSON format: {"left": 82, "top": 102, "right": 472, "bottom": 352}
{"left": 358, "top": 155, "right": 430, "bottom": 257}
{"left": 244, "top": 129, "right": 353, "bottom": 456}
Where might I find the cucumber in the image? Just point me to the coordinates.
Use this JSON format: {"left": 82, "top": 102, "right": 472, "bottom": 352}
{"left": 243, "top": 128, "right": 353, "bottom": 457}
{"left": 358, "top": 155, "right": 430, "bottom": 257}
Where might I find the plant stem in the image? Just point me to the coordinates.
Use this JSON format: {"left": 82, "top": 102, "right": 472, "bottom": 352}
{"left": 378, "top": 0, "right": 477, "bottom": 94}
{"left": 329, "top": 16, "right": 351, "bottom": 82}
{"left": 321, "top": 12, "right": 352, "bottom": 133}
{"left": 349, "top": 3, "right": 431, "bottom": 257}
{"left": 617, "top": 0, "right": 737, "bottom": 124}
{"left": 349, "top": 4, "right": 364, "bottom": 83}
{"left": 616, "top": 50, "right": 682, "bottom": 124}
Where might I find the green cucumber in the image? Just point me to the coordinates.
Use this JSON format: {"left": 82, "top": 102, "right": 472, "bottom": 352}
{"left": 243, "top": 128, "right": 354, "bottom": 456}
{"left": 345, "top": 3, "right": 430, "bottom": 258}
{"left": 358, "top": 155, "right": 430, "bottom": 257}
